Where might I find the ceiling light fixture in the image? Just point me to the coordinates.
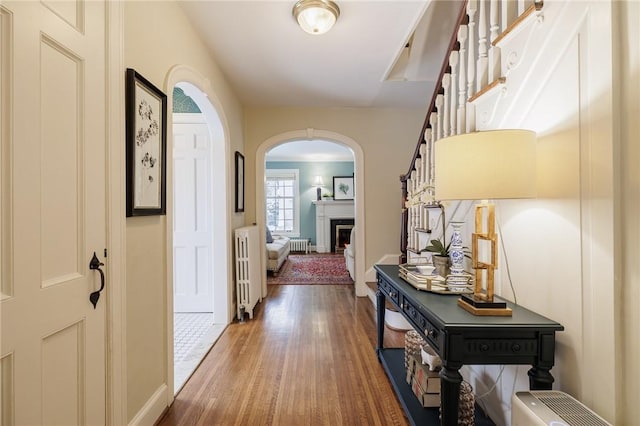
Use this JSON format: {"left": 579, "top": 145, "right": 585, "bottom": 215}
{"left": 293, "top": 0, "right": 340, "bottom": 35}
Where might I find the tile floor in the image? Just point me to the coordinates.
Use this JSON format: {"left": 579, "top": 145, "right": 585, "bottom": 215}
{"left": 174, "top": 313, "right": 225, "bottom": 394}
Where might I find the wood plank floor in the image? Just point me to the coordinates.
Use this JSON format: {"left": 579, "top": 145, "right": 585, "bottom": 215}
{"left": 156, "top": 285, "right": 409, "bottom": 426}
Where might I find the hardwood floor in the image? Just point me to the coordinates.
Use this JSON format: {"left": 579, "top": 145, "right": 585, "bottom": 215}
{"left": 157, "top": 285, "right": 408, "bottom": 425}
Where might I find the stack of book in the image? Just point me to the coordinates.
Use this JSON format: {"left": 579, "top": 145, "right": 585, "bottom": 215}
{"left": 405, "top": 352, "right": 441, "bottom": 407}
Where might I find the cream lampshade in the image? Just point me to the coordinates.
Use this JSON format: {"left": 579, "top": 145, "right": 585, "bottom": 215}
{"left": 434, "top": 129, "right": 536, "bottom": 316}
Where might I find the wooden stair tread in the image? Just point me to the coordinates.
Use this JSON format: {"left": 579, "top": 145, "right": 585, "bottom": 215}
{"left": 492, "top": 3, "right": 541, "bottom": 47}
{"left": 468, "top": 76, "right": 506, "bottom": 104}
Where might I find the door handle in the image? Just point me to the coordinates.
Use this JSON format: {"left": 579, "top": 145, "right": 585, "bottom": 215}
{"left": 89, "top": 252, "right": 105, "bottom": 309}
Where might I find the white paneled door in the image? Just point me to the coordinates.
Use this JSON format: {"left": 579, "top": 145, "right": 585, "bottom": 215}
{"left": 173, "top": 114, "right": 214, "bottom": 312}
{"left": 1, "top": 1, "right": 107, "bottom": 424}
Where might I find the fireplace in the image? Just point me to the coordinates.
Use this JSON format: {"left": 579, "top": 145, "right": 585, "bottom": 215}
{"left": 313, "top": 200, "right": 354, "bottom": 253}
{"left": 330, "top": 218, "right": 355, "bottom": 253}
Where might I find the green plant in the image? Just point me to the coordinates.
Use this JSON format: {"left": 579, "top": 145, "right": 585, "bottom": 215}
{"left": 423, "top": 239, "right": 450, "bottom": 256}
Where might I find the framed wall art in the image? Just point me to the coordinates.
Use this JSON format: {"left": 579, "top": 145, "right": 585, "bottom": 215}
{"left": 333, "top": 176, "right": 354, "bottom": 200}
{"left": 235, "top": 151, "right": 245, "bottom": 213}
{"left": 125, "top": 68, "right": 167, "bottom": 217}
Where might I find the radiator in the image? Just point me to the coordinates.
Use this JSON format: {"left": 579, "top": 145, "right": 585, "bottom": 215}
{"left": 234, "top": 225, "right": 262, "bottom": 320}
{"left": 290, "top": 238, "right": 309, "bottom": 253}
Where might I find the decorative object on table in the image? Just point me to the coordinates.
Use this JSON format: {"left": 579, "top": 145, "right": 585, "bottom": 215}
{"left": 435, "top": 129, "right": 537, "bottom": 316}
{"left": 415, "top": 264, "right": 435, "bottom": 275}
{"left": 234, "top": 151, "right": 245, "bottom": 212}
{"left": 313, "top": 175, "right": 324, "bottom": 201}
{"left": 333, "top": 175, "right": 354, "bottom": 200}
{"left": 399, "top": 264, "right": 472, "bottom": 294}
{"left": 420, "top": 344, "right": 442, "bottom": 371}
{"left": 125, "top": 68, "right": 167, "bottom": 217}
{"left": 448, "top": 221, "right": 467, "bottom": 287}
{"left": 423, "top": 238, "right": 451, "bottom": 277}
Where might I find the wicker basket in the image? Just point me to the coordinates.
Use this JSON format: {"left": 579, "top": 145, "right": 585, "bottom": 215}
{"left": 404, "top": 329, "right": 426, "bottom": 369}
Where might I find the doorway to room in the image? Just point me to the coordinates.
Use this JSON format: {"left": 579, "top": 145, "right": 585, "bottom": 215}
{"left": 263, "top": 138, "right": 356, "bottom": 285}
{"left": 257, "top": 129, "right": 367, "bottom": 297}
{"left": 170, "top": 82, "right": 226, "bottom": 394}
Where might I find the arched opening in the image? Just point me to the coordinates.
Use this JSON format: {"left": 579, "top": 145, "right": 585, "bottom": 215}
{"left": 256, "top": 129, "right": 367, "bottom": 297}
{"left": 165, "top": 66, "right": 231, "bottom": 397}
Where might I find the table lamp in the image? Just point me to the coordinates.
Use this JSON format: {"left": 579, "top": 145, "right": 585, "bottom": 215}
{"left": 313, "top": 175, "right": 324, "bottom": 201}
{"left": 435, "top": 129, "right": 536, "bottom": 316}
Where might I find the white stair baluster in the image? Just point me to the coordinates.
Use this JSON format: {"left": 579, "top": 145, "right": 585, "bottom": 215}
{"left": 456, "top": 25, "right": 467, "bottom": 134}
{"left": 449, "top": 51, "right": 459, "bottom": 136}
{"left": 424, "top": 131, "right": 432, "bottom": 194}
{"left": 429, "top": 113, "right": 438, "bottom": 192}
{"left": 489, "top": 0, "right": 501, "bottom": 82}
{"left": 442, "top": 74, "right": 451, "bottom": 138}
{"left": 466, "top": 0, "right": 478, "bottom": 133}
{"left": 477, "top": 0, "right": 488, "bottom": 91}
{"left": 501, "top": 0, "right": 517, "bottom": 31}
{"left": 420, "top": 143, "right": 427, "bottom": 190}
{"left": 435, "top": 94, "right": 444, "bottom": 140}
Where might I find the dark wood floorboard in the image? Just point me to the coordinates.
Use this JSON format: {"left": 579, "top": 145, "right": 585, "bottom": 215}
{"left": 156, "top": 285, "right": 408, "bottom": 426}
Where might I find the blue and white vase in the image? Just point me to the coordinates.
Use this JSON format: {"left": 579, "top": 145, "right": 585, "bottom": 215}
{"left": 449, "top": 221, "right": 466, "bottom": 287}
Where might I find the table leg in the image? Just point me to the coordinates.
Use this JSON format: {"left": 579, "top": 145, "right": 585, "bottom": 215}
{"left": 440, "top": 365, "right": 462, "bottom": 425}
{"left": 528, "top": 366, "right": 554, "bottom": 390}
{"left": 376, "top": 289, "right": 385, "bottom": 355}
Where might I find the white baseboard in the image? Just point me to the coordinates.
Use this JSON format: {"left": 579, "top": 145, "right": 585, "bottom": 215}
{"left": 365, "top": 254, "right": 401, "bottom": 282}
{"left": 128, "top": 383, "right": 168, "bottom": 426}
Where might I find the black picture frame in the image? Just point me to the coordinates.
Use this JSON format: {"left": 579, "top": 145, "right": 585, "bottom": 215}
{"left": 333, "top": 176, "right": 354, "bottom": 200}
{"left": 125, "top": 68, "right": 167, "bottom": 217}
{"left": 235, "top": 151, "right": 245, "bottom": 212}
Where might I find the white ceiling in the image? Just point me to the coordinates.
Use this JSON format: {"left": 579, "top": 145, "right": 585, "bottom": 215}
{"left": 178, "top": 0, "right": 463, "bottom": 109}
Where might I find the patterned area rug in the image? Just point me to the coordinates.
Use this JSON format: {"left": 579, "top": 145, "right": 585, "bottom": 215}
{"left": 267, "top": 254, "right": 354, "bottom": 285}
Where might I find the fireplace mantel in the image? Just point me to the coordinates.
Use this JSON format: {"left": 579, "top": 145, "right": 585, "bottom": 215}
{"left": 313, "top": 200, "right": 354, "bottom": 253}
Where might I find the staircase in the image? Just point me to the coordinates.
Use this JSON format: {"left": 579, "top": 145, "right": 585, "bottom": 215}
{"left": 400, "top": 0, "right": 545, "bottom": 262}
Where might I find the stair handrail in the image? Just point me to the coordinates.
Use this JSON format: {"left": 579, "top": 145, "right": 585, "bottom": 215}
{"left": 400, "top": 0, "right": 469, "bottom": 262}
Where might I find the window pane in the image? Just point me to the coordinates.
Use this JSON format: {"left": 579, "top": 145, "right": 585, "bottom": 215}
{"left": 265, "top": 171, "right": 298, "bottom": 234}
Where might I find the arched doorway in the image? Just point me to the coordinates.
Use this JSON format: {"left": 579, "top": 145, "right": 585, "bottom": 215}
{"left": 165, "top": 66, "right": 231, "bottom": 397}
{"left": 256, "top": 129, "right": 367, "bottom": 297}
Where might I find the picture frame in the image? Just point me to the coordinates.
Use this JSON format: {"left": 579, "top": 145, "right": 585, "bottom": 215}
{"left": 333, "top": 176, "right": 354, "bottom": 200}
{"left": 235, "top": 151, "right": 245, "bottom": 212}
{"left": 125, "top": 68, "right": 167, "bottom": 217}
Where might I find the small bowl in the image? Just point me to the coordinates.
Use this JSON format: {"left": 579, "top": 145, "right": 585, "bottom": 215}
{"left": 416, "top": 265, "right": 435, "bottom": 275}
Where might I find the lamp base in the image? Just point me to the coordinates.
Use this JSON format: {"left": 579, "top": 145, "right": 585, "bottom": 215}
{"left": 457, "top": 294, "right": 512, "bottom": 316}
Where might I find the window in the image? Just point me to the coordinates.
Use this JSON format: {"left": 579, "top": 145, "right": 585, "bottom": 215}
{"left": 265, "top": 169, "right": 300, "bottom": 236}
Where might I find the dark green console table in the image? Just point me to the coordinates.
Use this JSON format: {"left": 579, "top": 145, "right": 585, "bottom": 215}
{"left": 374, "top": 264, "right": 564, "bottom": 426}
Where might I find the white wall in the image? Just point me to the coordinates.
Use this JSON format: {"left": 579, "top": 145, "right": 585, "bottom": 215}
{"left": 446, "top": 2, "right": 632, "bottom": 424}
{"left": 124, "top": 1, "right": 244, "bottom": 422}
{"left": 617, "top": 1, "right": 640, "bottom": 422}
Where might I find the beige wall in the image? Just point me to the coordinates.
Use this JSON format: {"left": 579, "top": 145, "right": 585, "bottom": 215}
{"left": 618, "top": 1, "right": 640, "bottom": 422}
{"left": 124, "top": 1, "right": 244, "bottom": 421}
{"left": 244, "top": 107, "right": 425, "bottom": 270}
